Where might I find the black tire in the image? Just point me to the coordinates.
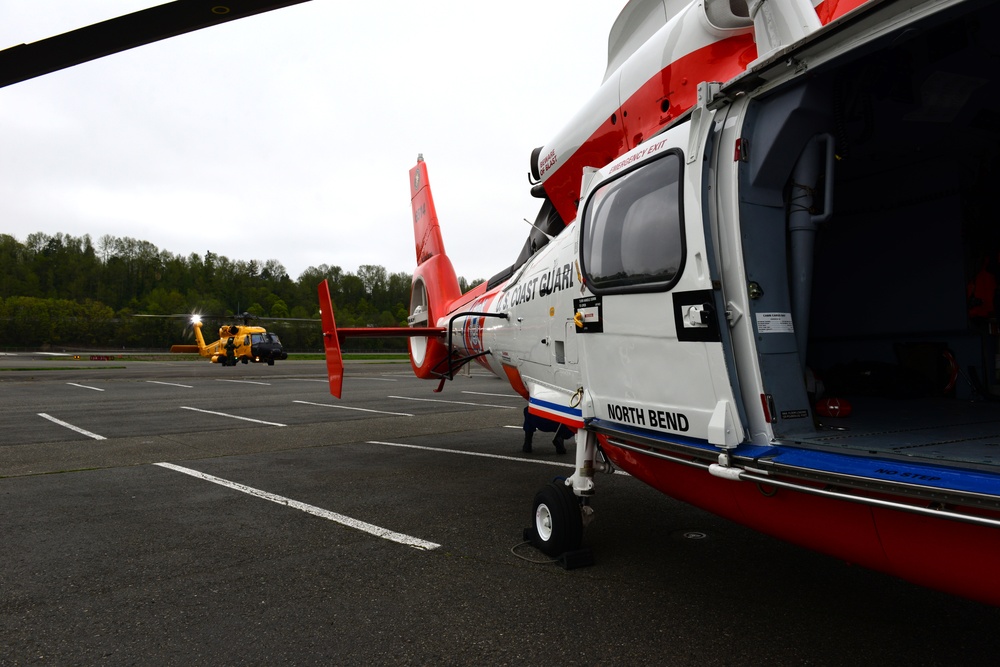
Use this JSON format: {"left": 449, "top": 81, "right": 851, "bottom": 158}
{"left": 530, "top": 481, "right": 583, "bottom": 556}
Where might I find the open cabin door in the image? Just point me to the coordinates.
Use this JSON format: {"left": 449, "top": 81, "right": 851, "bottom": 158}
{"left": 576, "top": 122, "right": 743, "bottom": 450}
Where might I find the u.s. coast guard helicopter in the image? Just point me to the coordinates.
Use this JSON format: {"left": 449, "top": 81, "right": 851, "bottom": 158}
{"left": 318, "top": 0, "right": 1000, "bottom": 606}
{"left": 4, "top": 0, "right": 998, "bottom": 608}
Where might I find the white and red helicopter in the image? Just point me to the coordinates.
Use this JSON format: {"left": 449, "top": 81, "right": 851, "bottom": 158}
{"left": 3, "top": 0, "right": 998, "bottom": 607}
{"left": 318, "top": 0, "right": 1000, "bottom": 607}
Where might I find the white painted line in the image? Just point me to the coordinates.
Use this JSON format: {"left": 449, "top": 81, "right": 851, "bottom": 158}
{"left": 37, "top": 352, "right": 71, "bottom": 356}
{"left": 293, "top": 400, "right": 413, "bottom": 417}
{"left": 388, "top": 395, "right": 516, "bottom": 409}
{"left": 462, "top": 390, "right": 521, "bottom": 399}
{"left": 180, "top": 406, "right": 286, "bottom": 427}
{"left": 154, "top": 462, "right": 440, "bottom": 551}
{"left": 367, "top": 440, "right": 631, "bottom": 476}
{"left": 38, "top": 413, "right": 106, "bottom": 440}
{"left": 146, "top": 380, "right": 193, "bottom": 388}
{"left": 66, "top": 382, "right": 103, "bottom": 392}
{"left": 368, "top": 440, "right": 574, "bottom": 468}
{"left": 503, "top": 425, "right": 522, "bottom": 429}
{"left": 215, "top": 379, "right": 271, "bottom": 386}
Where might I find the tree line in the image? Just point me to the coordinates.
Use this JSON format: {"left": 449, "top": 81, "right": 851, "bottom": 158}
{"left": 0, "top": 232, "right": 482, "bottom": 352}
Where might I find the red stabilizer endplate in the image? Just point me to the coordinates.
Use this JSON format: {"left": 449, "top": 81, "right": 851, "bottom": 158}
{"left": 317, "top": 279, "right": 344, "bottom": 398}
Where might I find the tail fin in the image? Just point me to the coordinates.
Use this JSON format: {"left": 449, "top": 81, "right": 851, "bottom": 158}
{"left": 191, "top": 320, "right": 208, "bottom": 355}
{"left": 315, "top": 157, "right": 461, "bottom": 396}
{"left": 411, "top": 154, "right": 451, "bottom": 266}
{"left": 408, "top": 155, "right": 462, "bottom": 378}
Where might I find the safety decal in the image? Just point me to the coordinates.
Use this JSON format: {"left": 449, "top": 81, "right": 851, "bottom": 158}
{"left": 756, "top": 312, "right": 794, "bottom": 334}
{"left": 573, "top": 295, "right": 603, "bottom": 333}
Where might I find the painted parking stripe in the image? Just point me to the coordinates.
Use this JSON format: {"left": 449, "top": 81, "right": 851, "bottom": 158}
{"left": 461, "top": 390, "right": 521, "bottom": 399}
{"left": 180, "top": 406, "right": 286, "bottom": 427}
{"left": 367, "top": 440, "right": 630, "bottom": 476}
{"left": 146, "top": 380, "right": 193, "bottom": 388}
{"left": 387, "top": 395, "right": 517, "bottom": 409}
{"left": 289, "top": 377, "right": 399, "bottom": 384}
{"left": 66, "top": 382, "right": 103, "bottom": 391}
{"left": 154, "top": 462, "right": 440, "bottom": 551}
{"left": 38, "top": 413, "right": 106, "bottom": 440}
{"left": 216, "top": 379, "right": 271, "bottom": 386}
{"left": 368, "top": 440, "right": 573, "bottom": 468}
{"left": 293, "top": 400, "right": 413, "bottom": 417}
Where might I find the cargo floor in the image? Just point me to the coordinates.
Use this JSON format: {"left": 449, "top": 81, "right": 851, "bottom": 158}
{"left": 784, "top": 397, "right": 1000, "bottom": 473}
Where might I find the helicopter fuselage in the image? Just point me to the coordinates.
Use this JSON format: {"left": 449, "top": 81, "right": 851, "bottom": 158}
{"left": 387, "top": 0, "right": 1000, "bottom": 605}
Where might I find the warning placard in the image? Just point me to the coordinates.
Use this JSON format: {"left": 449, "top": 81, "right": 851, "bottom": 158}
{"left": 756, "top": 312, "right": 795, "bottom": 334}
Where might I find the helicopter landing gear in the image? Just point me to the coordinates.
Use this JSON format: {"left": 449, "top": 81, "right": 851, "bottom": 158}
{"left": 529, "top": 481, "right": 583, "bottom": 556}
{"left": 525, "top": 428, "right": 599, "bottom": 569}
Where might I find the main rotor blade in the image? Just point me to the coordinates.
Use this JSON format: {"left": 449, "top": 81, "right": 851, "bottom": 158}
{"left": 0, "top": 0, "right": 312, "bottom": 89}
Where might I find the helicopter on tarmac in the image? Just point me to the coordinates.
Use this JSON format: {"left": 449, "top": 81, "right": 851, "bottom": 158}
{"left": 168, "top": 312, "right": 289, "bottom": 366}
{"left": 5, "top": 0, "right": 1000, "bottom": 609}
{"left": 317, "top": 0, "right": 1000, "bottom": 608}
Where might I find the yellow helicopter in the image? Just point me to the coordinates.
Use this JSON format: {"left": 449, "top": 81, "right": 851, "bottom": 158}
{"left": 169, "top": 312, "right": 288, "bottom": 366}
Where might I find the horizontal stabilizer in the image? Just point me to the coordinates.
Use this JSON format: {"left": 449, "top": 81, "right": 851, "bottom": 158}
{"left": 334, "top": 327, "right": 446, "bottom": 340}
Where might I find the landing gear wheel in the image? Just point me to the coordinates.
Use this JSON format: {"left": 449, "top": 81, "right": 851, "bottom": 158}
{"left": 530, "top": 481, "right": 583, "bottom": 557}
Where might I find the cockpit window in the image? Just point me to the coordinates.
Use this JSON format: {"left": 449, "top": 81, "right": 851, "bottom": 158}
{"left": 251, "top": 333, "right": 264, "bottom": 344}
{"left": 581, "top": 150, "right": 685, "bottom": 293}
{"left": 267, "top": 334, "right": 281, "bottom": 344}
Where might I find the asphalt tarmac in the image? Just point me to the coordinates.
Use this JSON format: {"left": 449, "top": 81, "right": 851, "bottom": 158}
{"left": 1, "top": 357, "right": 999, "bottom": 665}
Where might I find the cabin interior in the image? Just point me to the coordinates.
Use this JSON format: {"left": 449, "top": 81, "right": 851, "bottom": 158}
{"left": 740, "top": 0, "right": 1000, "bottom": 472}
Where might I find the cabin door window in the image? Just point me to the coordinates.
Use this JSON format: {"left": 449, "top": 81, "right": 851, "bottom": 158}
{"left": 581, "top": 151, "right": 684, "bottom": 294}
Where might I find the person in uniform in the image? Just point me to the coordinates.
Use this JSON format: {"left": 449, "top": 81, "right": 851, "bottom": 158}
{"left": 522, "top": 407, "right": 573, "bottom": 454}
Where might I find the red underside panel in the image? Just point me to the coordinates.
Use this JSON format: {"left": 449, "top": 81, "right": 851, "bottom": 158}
{"left": 874, "top": 507, "right": 1000, "bottom": 607}
{"left": 599, "top": 436, "right": 1000, "bottom": 606}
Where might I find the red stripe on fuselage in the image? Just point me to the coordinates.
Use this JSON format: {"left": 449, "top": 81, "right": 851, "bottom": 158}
{"left": 540, "top": 0, "right": 876, "bottom": 225}
{"left": 542, "top": 32, "right": 756, "bottom": 224}
{"left": 815, "top": 0, "right": 871, "bottom": 24}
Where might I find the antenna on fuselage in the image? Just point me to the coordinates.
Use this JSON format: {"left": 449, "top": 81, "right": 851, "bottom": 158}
{"left": 523, "top": 218, "right": 554, "bottom": 241}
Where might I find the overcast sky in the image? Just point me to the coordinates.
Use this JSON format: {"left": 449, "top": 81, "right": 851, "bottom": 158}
{"left": 0, "top": 1, "right": 626, "bottom": 283}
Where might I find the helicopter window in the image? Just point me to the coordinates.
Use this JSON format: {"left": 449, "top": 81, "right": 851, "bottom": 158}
{"left": 251, "top": 333, "right": 265, "bottom": 344}
{"left": 581, "top": 150, "right": 684, "bottom": 293}
{"left": 267, "top": 334, "right": 281, "bottom": 344}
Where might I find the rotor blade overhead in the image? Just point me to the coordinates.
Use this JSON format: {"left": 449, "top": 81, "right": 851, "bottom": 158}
{"left": 0, "top": 0, "right": 312, "bottom": 89}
